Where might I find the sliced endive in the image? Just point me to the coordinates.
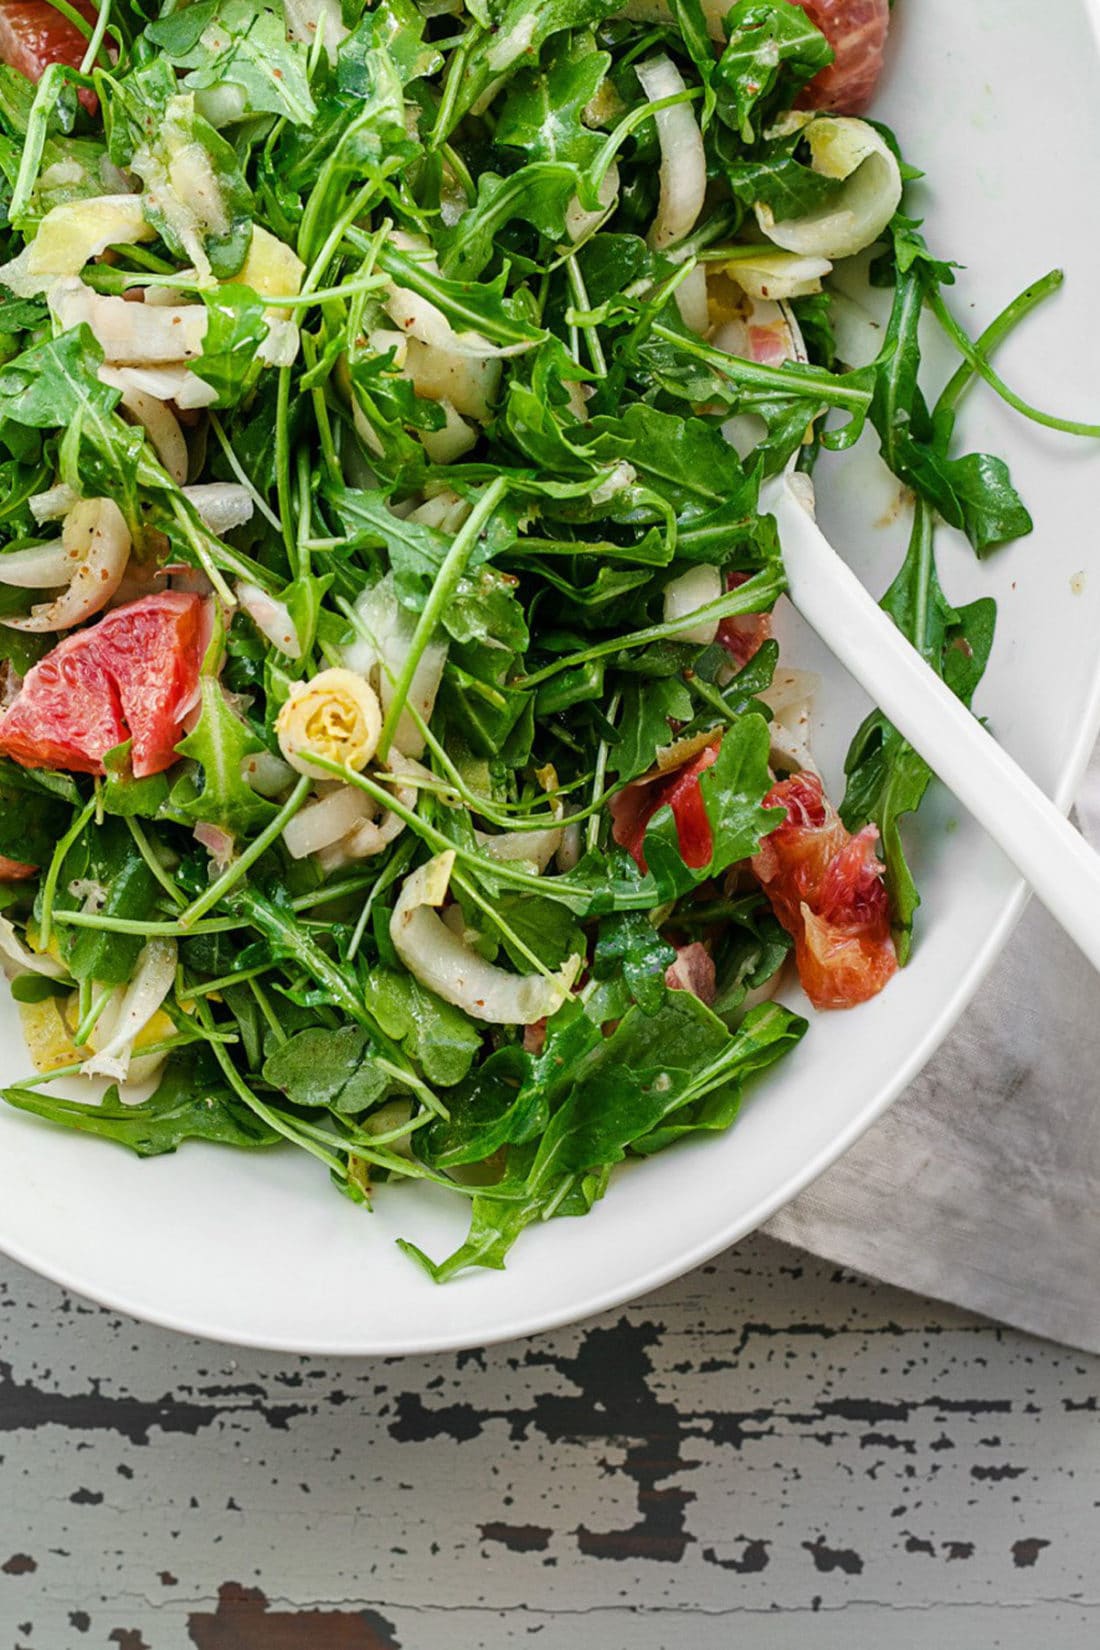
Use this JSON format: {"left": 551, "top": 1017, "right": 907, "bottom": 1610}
{"left": 81, "top": 939, "right": 178, "bottom": 1083}
{"left": 754, "top": 115, "right": 902, "bottom": 261}
{"left": 390, "top": 851, "right": 581, "bottom": 1026}
{"left": 0, "top": 195, "right": 154, "bottom": 298}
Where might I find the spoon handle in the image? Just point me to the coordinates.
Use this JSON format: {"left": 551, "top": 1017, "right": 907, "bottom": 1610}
{"left": 767, "top": 477, "right": 1100, "bottom": 974}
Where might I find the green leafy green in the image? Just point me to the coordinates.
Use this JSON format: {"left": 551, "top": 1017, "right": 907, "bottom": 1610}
{"left": 148, "top": 1, "right": 317, "bottom": 126}
{"left": 263, "top": 1024, "right": 392, "bottom": 1114}
{"left": 841, "top": 498, "right": 997, "bottom": 959}
{"left": 715, "top": 0, "right": 834, "bottom": 143}
{"left": 3, "top": 1052, "right": 280, "bottom": 1157}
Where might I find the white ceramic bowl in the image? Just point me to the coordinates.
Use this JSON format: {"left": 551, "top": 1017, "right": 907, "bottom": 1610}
{"left": 2, "top": 0, "right": 1100, "bottom": 1354}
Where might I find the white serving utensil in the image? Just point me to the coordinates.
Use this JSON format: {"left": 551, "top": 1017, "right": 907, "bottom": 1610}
{"left": 763, "top": 470, "right": 1100, "bottom": 973}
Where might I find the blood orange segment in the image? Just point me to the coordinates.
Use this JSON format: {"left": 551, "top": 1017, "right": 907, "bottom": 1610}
{"left": 612, "top": 744, "right": 720, "bottom": 875}
{"left": 0, "top": 855, "right": 36, "bottom": 879}
{"left": 0, "top": 593, "right": 205, "bottom": 779}
{"left": 718, "top": 572, "right": 772, "bottom": 668}
{"left": 792, "top": 0, "right": 890, "bottom": 114}
{"left": 0, "top": 1, "right": 101, "bottom": 113}
{"left": 751, "top": 771, "right": 897, "bottom": 1009}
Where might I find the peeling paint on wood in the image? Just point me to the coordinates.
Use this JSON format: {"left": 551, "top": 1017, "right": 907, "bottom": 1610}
{"left": 0, "top": 1234, "right": 1097, "bottom": 1647}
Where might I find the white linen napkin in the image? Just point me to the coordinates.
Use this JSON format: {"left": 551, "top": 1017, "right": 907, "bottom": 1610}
{"left": 763, "top": 745, "right": 1100, "bottom": 1353}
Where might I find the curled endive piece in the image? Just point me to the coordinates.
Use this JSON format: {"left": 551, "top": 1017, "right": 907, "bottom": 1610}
{"left": 343, "top": 574, "right": 448, "bottom": 760}
{"left": 754, "top": 114, "right": 902, "bottom": 260}
{"left": 635, "top": 55, "right": 706, "bottom": 251}
{"left": 0, "top": 915, "right": 66, "bottom": 980}
{"left": 662, "top": 563, "right": 723, "bottom": 646}
{"left": 114, "top": 383, "right": 189, "bottom": 484}
{"left": 3, "top": 499, "right": 130, "bottom": 633}
{"left": 275, "top": 668, "right": 382, "bottom": 780}
{"left": 50, "top": 278, "right": 208, "bottom": 364}
{"left": 474, "top": 826, "right": 563, "bottom": 873}
{"left": 390, "top": 850, "right": 582, "bottom": 1026}
{"left": 81, "top": 939, "right": 178, "bottom": 1083}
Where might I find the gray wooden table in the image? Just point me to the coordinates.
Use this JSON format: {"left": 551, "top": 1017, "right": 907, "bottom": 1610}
{"left": 1, "top": 1232, "right": 1097, "bottom": 1649}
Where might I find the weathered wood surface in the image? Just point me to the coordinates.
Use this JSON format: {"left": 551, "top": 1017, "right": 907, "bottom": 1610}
{"left": 1, "top": 1232, "right": 1097, "bottom": 1648}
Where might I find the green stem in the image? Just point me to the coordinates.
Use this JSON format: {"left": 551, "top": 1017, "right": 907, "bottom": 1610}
{"left": 53, "top": 911, "right": 245, "bottom": 936}
{"left": 79, "top": 0, "right": 113, "bottom": 74}
{"left": 590, "top": 88, "right": 704, "bottom": 194}
{"left": 274, "top": 365, "right": 296, "bottom": 565}
{"left": 309, "top": 757, "right": 649, "bottom": 914}
{"left": 73, "top": 982, "right": 115, "bottom": 1049}
{"left": 377, "top": 476, "right": 509, "bottom": 759}
{"left": 516, "top": 565, "right": 785, "bottom": 689}
{"left": 651, "top": 321, "right": 873, "bottom": 411}
{"left": 195, "top": 999, "right": 347, "bottom": 1176}
{"left": 125, "top": 817, "right": 184, "bottom": 908}
{"left": 182, "top": 962, "right": 276, "bottom": 999}
{"left": 428, "top": 31, "right": 477, "bottom": 151}
{"left": 930, "top": 272, "right": 1094, "bottom": 433}
{"left": 565, "top": 255, "right": 606, "bottom": 379}
{"left": 587, "top": 691, "right": 620, "bottom": 854}
{"left": 301, "top": 330, "right": 341, "bottom": 487}
{"left": 451, "top": 868, "right": 553, "bottom": 979}
{"left": 39, "top": 796, "right": 96, "bottom": 951}
{"left": 208, "top": 411, "right": 282, "bottom": 532}
{"left": 179, "top": 776, "right": 311, "bottom": 928}
{"left": 9, "top": 64, "right": 69, "bottom": 228}
{"left": 228, "top": 886, "right": 442, "bottom": 1115}
{"left": 167, "top": 497, "right": 237, "bottom": 605}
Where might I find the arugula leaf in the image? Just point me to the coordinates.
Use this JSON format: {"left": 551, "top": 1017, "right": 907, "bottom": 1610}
{"left": 715, "top": 0, "right": 834, "bottom": 142}
{"left": 841, "top": 499, "right": 997, "bottom": 959}
{"left": 631, "top": 1000, "right": 806, "bottom": 1153}
{"left": 148, "top": 1, "right": 318, "bottom": 126}
{"left": 581, "top": 403, "right": 756, "bottom": 517}
{"left": 193, "top": 285, "right": 269, "bottom": 406}
{"left": 263, "top": 1024, "right": 393, "bottom": 1114}
{"left": 488, "top": 891, "right": 586, "bottom": 972}
{"left": 592, "top": 910, "right": 675, "bottom": 1012}
{"left": 54, "top": 818, "right": 160, "bottom": 986}
{"left": 610, "top": 677, "right": 693, "bottom": 781}
{"left": 362, "top": 967, "right": 483, "bottom": 1086}
{"left": 172, "top": 633, "right": 279, "bottom": 838}
{"left": 449, "top": 0, "right": 625, "bottom": 131}
{"left": 0, "top": 764, "right": 71, "bottom": 867}
{"left": 495, "top": 34, "right": 609, "bottom": 167}
{"left": 0, "top": 325, "right": 117, "bottom": 430}
{"left": 870, "top": 266, "right": 1032, "bottom": 555}
{"left": 341, "top": 0, "right": 443, "bottom": 89}
{"left": 721, "top": 126, "right": 843, "bottom": 222}
{"left": 3, "top": 1052, "right": 280, "bottom": 1157}
{"left": 100, "top": 743, "right": 171, "bottom": 821}
{"left": 419, "top": 1046, "right": 533, "bottom": 1169}
{"left": 437, "top": 162, "right": 581, "bottom": 282}
{"left": 414, "top": 994, "right": 805, "bottom": 1278}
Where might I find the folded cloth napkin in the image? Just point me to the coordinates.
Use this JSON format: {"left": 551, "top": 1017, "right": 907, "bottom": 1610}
{"left": 763, "top": 744, "right": 1100, "bottom": 1354}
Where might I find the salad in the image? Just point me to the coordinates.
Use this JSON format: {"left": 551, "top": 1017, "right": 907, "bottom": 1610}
{"left": 0, "top": 1, "right": 1090, "bottom": 1281}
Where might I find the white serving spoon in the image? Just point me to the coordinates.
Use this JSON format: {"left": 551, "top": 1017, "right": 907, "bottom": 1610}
{"left": 763, "top": 469, "right": 1100, "bottom": 973}
{"left": 716, "top": 294, "right": 1100, "bottom": 970}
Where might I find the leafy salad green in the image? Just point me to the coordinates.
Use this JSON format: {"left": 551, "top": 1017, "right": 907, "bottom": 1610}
{"left": 0, "top": 0, "right": 1091, "bottom": 1279}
